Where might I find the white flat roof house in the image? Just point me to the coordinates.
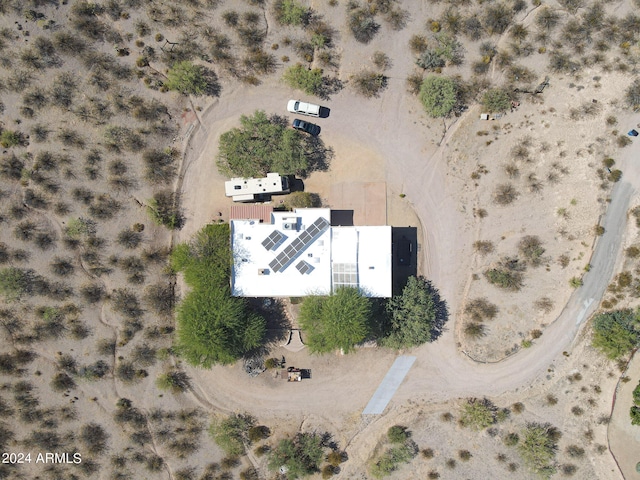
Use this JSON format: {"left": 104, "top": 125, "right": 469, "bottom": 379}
{"left": 230, "top": 208, "right": 392, "bottom": 297}
{"left": 224, "top": 173, "right": 289, "bottom": 202}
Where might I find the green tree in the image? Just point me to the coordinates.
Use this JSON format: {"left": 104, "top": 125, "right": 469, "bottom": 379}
{"left": 518, "top": 422, "right": 560, "bottom": 477}
{"left": 419, "top": 75, "right": 457, "bottom": 117}
{"left": 268, "top": 432, "right": 324, "bottom": 478}
{"left": 299, "top": 287, "right": 372, "bottom": 354}
{"left": 591, "top": 310, "right": 640, "bottom": 359}
{"left": 210, "top": 414, "right": 255, "bottom": 457}
{"left": 631, "top": 406, "right": 640, "bottom": 425}
{"left": 283, "top": 64, "right": 323, "bottom": 96}
{"left": 482, "top": 88, "right": 511, "bottom": 113}
{"left": 172, "top": 224, "right": 266, "bottom": 367}
{"left": 384, "top": 276, "right": 443, "bottom": 349}
{"left": 633, "top": 382, "right": 640, "bottom": 405}
{"left": 165, "top": 61, "right": 216, "bottom": 96}
{"left": 274, "top": 0, "right": 309, "bottom": 26}
{"left": 216, "top": 110, "right": 313, "bottom": 178}
{"left": 284, "top": 191, "right": 321, "bottom": 210}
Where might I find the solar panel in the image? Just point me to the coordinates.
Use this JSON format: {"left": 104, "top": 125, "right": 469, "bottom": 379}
{"left": 269, "top": 217, "right": 329, "bottom": 272}
{"left": 261, "top": 230, "right": 284, "bottom": 251}
{"left": 296, "top": 260, "right": 312, "bottom": 275}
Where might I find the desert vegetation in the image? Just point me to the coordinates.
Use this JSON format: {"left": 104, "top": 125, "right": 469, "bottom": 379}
{"left": 171, "top": 224, "right": 265, "bottom": 366}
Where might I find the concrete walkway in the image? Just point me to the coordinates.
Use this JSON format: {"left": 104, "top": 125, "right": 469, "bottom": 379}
{"left": 363, "top": 356, "right": 417, "bottom": 415}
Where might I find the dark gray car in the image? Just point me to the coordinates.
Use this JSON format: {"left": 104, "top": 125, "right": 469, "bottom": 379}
{"left": 292, "top": 118, "right": 320, "bottom": 136}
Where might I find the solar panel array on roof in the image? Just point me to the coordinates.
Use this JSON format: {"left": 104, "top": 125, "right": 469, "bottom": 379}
{"left": 261, "top": 230, "right": 284, "bottom": 251}
{"left": 269, "top": 217, "right": 329, "bottom": 273}
{"left": 296, "top": 260, "right": 313, "bottom": 275}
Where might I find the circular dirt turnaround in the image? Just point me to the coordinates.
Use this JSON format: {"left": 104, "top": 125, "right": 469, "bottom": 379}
{"left": 177, "top": 77, "right": 638, "bottom": 431}
{"left": 177, "top": 78, "right": 465, "bottom": 420}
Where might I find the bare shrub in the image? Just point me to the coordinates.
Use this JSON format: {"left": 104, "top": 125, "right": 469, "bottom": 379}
{"left": 464, "top": 322, "right": 486, "bottom": 339}
{"left": 493, "top": 183, "right": 519, "bottom": 205}
{"left": 351, "top": 70, "right": 388, "bottom": 98}
{"left": 465, "top": 298, "right": 498, "bottom": 322}
{"left": 518, "top": 235, "right": 545, "bottom": 266}
{"left": 144, "top": 283, "right": 176, "bottom": 316}
{"left": 117, "top": 229, "right": 143, "bottom": 249}
{"left": 473, "top": 240, "right": 494, "bottom": 255}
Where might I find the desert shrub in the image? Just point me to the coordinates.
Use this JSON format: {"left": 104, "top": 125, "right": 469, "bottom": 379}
{"left": 144, "top": 283, "right": 176, "bottom": 316}
{"left": 210, "top": 413, "right": 255, "bottom": 456}
{"left": 81, "top": 283, "right": 105, "bottom": 304}
{"left": 147, "top": 191, "right": 184, "bottom": 230}
{"left": 111, "top": 289, "right": 143, "bottom": 319}
{"left": 283, "top": 64, "right": 323, "bottom": 96}
{"left": 268, "top": 432, "right": 325, "bottom": 477}
{"left": 372, "top": 51, "right": 391, "bottom": 70}
{"left": 80, "top": 423, "right": 109, "bottom": 455}
{"left": 409, "top": 34, "right": 428, "bottom": 53}
{"left": 460, "top": 398, "right": 497, "bottom": 430}
{"left": 0, "top": 130, "right": 24, "bottom": 148}
{"left": 388, "top": 425, "right": 410, "bottom": 444}
{"left": 348, "top": 6, "right": 380, "bottom": 43}
{"left": 156, "top": 370, "right": 191, "bottom": 393}
{"left": 165, "top": 61, "right": 219, "bottom": 96}
{"left": 117, "top": 229, "right": 143, "bottom": 249}
{"left": 484, "top": 258, "right": 525, "bottom": 291}
{"left": 419, "top": 75, "right": 457, "bottom": 117}
{"left": 493, "top": 183, "right": 519, "bottom": 205}
{"left": 625, "top": 78, "right": 640, "bottom": 111}
{"left": 473, "top": 240, "right": 494, "bottom": 255}
{"left": 51, "top": 372, "right": 76, "bottom": 392}
{"left": 549, "top": 51, "right": 580, "bottom": 73}
{"left": 273, "top": 0, "right": 309, "bottom": 26}
{"left": 351, "top": 70, "right": 388, "bottom": 98}
{"left": 88, "top": 194, "right": 120, "bottom": 220}
{"left": 465, "top": 298, "right": 498, "bottom": 322}
{"left": 518, "top": 236, "right": 545, "bottom": 266}
{"left": 0, "top": 267, "right": 37, "bottom": 300}
{"left": 504, "top": 432, "right": 519, "bottom": 446}
{"left": 464, "top": 322, "right": 486, "bottom": 338}
{"left": 482, "top": 88, "right": 511, "bottom": 112}
{"left": 484, "top": 3, "right": 513, "bottom": 35}
{"left": 50, "top": 257, "right": 75, "bottom": 277}
{"left": 369, "top": 442, "right": 418, "bottom": 478}
{"left": 518, "top": 422, "right": 560, "bottom": 476}
{"left": 458, "top": 449, "right": 472, "bottom": 461}
{"left": 284, "top": 192, "right": 321, "bottom": 210}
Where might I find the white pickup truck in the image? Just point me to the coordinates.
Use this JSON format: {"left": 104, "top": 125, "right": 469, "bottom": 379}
{"left": 287, "top": 99, "right": 321, "bottom": 117}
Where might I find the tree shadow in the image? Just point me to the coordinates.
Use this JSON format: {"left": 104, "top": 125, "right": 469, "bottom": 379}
{"left": 203, "top": 68, "right": 221, "bottom": 97}
{"left": 246, "top": 297, "right": 291, "bottom": 346}
{"left": 303, "top": 137, "right": 333, "bottom": 177}
{"left": 425, "top": 279, "right": 449, "bottom": 341}
{"left": 317, "top": 76, "right": 344, "bottom": 101}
